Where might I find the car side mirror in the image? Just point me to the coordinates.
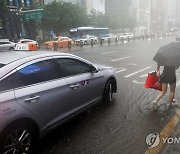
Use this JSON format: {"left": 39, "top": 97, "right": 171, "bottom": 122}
{"left": 90, "top": 65, "right": 98, "bottom": 73}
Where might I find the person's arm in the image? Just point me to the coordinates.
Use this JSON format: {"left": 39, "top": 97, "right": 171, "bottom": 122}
{"left": 156, "top": 63, "right": 160, "bottom": 77}
{"left": 157, "top": 63, "right": 160, "bottom": 71}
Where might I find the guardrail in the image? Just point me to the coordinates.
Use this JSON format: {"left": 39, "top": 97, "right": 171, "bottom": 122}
{"left": 40, "top": 33, "right": 174, "bottom": 52}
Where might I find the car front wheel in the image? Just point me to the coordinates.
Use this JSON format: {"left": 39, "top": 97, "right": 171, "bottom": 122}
{"left": 9, "top": 47, "right": 14, "bottom": 51}
{"left": 0, "top": 121, "right": 37, "bottom": 154}
{"left": 103, "top": 80, "right": 113, "bottom": 103}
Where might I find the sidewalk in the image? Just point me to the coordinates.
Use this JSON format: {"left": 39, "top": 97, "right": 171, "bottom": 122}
{"left": 160, "top": 122, "right": 180, "bottom": 154}
{"left": 160, "top": 109, "right": 180, "bottom": 154}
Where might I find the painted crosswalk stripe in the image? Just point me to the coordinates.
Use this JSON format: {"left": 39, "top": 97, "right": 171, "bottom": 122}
{"left": 140, "top": 71, "right": 154, "bottom": 77}
{"left": 102, "top": 51, "right": 116, "bottom": 54}
{"left": 115, "top": 68, "right": 127, "bottom": 73}
{"left": 124, "top": 66, "right": 152, "bottom": 78}
{"left": 111, "top": 56, "right": 132, "bottom": 62}
{"left": 176, "top": 80, "right": 180, "bottom": 86}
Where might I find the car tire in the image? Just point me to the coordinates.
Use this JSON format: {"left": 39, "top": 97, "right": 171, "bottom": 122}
{"left": 0, "top": 121, "right": 38, "bottom": 154}
{"left": 103, "top": 79, "right": 113, "bottom": 103}
{"left": 9, "top": 47, "right": 14, "bottom": 51}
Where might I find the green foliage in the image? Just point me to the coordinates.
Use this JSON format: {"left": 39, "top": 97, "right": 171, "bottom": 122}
{"left": 0, "top": 1, "right": 8, "bottom": 14}
{"left": 42, "top": 1, "right": 136, "bottom": 34}
{"left": 88, "top": 9, "right": 108, "bottom": 27}
{"left": 43, "top": 1, "right": 89, "bottom": 35}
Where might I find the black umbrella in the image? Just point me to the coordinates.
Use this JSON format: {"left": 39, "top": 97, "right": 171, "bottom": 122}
{"left": 153, "top": 42, "right": 180, "bottom": 66}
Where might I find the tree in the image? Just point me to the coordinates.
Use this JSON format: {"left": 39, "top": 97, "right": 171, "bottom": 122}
{"left": 0, "top": 1, "right": 7, "bottom": 13}
{"left": 43, "top": 1, "right": 89, "bottom": 35}
{"left": 88, "top": 9, "right": 108, "bottom": 27}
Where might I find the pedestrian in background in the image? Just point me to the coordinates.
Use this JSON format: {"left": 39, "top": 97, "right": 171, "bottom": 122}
{"left": 37, "top": 38, "right": 41, "bottom": 50}
{"left": 152, "top": 63, "right": 178, "bottom": 110}
{"left": 53, "top": 42, "right": 58, "bottom": 51}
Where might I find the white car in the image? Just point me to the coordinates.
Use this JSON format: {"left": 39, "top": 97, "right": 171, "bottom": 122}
{"left": 76, "top": 35, "right": 98, "bottom": 45}
{"left": 119, "top": 33, "right": 133, "bottom": 40}
{"left": 100, "top": 34, "right": 118, "bottom": 43}
{"left": 0, "top": 39, "right": 16, "bottom": 51}
{"left": 17, "top": 39, "right": 37, "bottom": 44}
{"left": 17, "top": 39, "right": 39, "bottom": 48}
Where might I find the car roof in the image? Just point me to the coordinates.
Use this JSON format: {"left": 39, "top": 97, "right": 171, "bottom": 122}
{"left": 0, "top": 51, "right": 80, "bottom": 65}
{"left": 19, "top": 39, "right": 34, "bottom": 41}
{"left": 0, "top": 51, "right": 92, "bottom": 79}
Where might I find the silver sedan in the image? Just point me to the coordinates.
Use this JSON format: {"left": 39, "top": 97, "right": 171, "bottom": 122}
{"left": 0, "top": 40, "right": 16, "bottom": 51}
{"left": 0, "top": 51, "right": 117, "bottom": 153}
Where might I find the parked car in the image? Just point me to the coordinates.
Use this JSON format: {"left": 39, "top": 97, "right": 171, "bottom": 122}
{"left": 0, "top": 51, "right": 117, "bottom": 153}
{"left": 75, "top": 35, "right": 98, "bottom": 45}
{"left": 44, "top": 36, "right": 73, "bottom": 49}
{"left": 0, "top": 39, "right": 16, "bottom": 51}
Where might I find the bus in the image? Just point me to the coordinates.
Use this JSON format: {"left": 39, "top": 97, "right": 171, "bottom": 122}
{"left": 69, "top": 27, "right": 109, "bottom": 41}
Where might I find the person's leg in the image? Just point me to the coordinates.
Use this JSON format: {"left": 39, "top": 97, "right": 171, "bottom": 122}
{"left": 155, "top": 83, "right": 168, "bottom": 102}
{"left": 169, "top": 82, "right": 176, "bottom": 106}
{"left": 153, "top": 83, "right": 167, "bottom": 110}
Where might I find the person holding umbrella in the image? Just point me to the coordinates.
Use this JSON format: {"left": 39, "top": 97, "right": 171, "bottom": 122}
{"left": 152, "top": 42, "right": 180, "bottom": 110}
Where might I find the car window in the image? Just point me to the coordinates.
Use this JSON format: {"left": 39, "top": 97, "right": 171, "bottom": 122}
{"left": 55, "top": 58, "right": 92, "bottom": 77}
{"left": 0, "top": 73, "right": 15, "bottom": 92}
{"left": 15, "top": 60, "right": 59, "bottom": 87}
{"left": 0, "top": 63, "right": 5, "bottom": 68}
{"left": 0, "top": 42, "right": 9, "bottom": 45}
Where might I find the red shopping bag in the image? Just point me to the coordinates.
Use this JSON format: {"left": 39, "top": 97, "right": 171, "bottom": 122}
{"left": 144, "top": 72, "right": 162, "bottom": 91}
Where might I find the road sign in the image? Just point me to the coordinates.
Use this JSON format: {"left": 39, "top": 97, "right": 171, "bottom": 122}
{"left": 23, "top": 9, "right": 43, "bottom": 20}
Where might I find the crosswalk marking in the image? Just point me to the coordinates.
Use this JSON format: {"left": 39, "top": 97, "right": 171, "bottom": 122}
{"left": 124, "top": 66, "right": 152, "bottom": 78}
{"left": 115, "top": 68, "right": 127, "bottom": 73}
{"left": 111, "top": 56, "right": 132, "bottom": 62}
{"left": 177, "top": 80, "right": 180, "bottom": 87}
{"left": 128, "top": 63, "right": 137, "bottom": 66}
{"left": 140, "top": 74, "right": 148, "bottom": 77}
{"left": 102, "top": 51, "right": 116, "bottom": 54}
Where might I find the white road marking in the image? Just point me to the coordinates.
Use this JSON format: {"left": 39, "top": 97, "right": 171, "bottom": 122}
{"left": 115, "top": 68, "right": 127, "bottom": 73}
{"left": 140, "top": 74, "right": 148, "bottom": 77}
{"left": 177, "top": 80, "right": 180, "bottom": 87}
{"left": 128, "top": 63, "right": 137, "bottom": 66}
{"left": 132, "top": 80, "right": 145, "bottom": 84}
{"left": 111, "top": 56, "right": 132, "bottom": 62}
{"left": 124, "top": 66, "right": 152, "bottom": 78}
{"left": 102, "top": 51, "right": 116, "bottom": 54}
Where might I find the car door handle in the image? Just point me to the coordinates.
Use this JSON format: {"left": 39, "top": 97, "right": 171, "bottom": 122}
{"left": 70, "top": 84, "right": 80, "bottom": 89}
{"left": 25, "top": 96, "right": 40, "bottom": 102}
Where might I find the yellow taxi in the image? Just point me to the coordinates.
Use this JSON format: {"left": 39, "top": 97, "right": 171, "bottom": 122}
{"left": 44, "top": 36, "right": 73, "bottom": 49}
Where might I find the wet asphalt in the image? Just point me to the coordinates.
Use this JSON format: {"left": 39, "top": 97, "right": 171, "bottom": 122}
{"left": 37, "top": 37, "right": 180, "bottom": 154}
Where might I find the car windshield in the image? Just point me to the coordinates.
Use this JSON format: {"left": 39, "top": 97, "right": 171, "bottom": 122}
{"left": 53, "top": 38, "right": 59, "bottom": 41}
{"left": 82, "top": 36, "right": 87, "bottom": 39}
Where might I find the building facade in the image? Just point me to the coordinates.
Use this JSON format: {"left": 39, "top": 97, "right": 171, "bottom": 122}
{"left": 150, "top": 0, "right": 176, "bottom": 33}
{"left": 175, "top": 0, "right": 180, "bottom": 29}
